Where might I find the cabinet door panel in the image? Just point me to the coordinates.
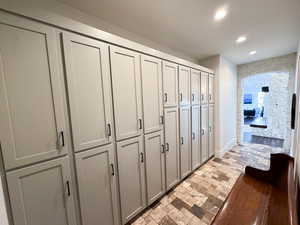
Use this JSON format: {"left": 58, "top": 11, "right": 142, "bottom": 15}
{"left": 117, "top": 136, "right": 146, "bottom": 224}
{"left": 179, "top": 106, "right": 191, "bottom": 178}
{"left": 163, "top": 61, "right": 178, "bottom": 107}
{"left": 144, "top": 131, "right": 165, "bottom": 204}
{"left": 209, "top": 105, "right": 215, "bottom": 157}
{"left": 191, "top": 106, "right": 201, "bottom": 170}
{"left": 201, "top": 105, "right": 209, "bottom": 162}
{"left": 201, "top": 72, "right": 209, "bottom": 105}
{"left": 110, "top": 46, "right": 143, "bottom": 141}
{"left": 191, "top": 69, "right": 201, "bottom": 105}
{"left": 0, "top": 14, "right": 68, "bottom": 169}
{"left": 76, "top": 144, "right": 119, "bottom": 225}
{"left": 179, "top": 66, "right": 191, "bottom": 106}
{"left": 141, "top": 55, "right": 163, "bottom": 134}
{"left": 6, "top": 157, "right": 76, "bottom": 225}
{"left": 63, "top": 33, "right": 113, "bottom": 151}
{"left": 164, "top": 108, "right": 180, "bottom": 190}
{"left": 209, "top": 75, "right": 214, "bottom": 103}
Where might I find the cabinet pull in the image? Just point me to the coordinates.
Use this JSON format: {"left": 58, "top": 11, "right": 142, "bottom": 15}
{"left": 164, "top": 93, "right": 168, "bottom": 102}
{"left": 180, "top": 93, "right": 183, "bottom": 102}
{"left": 192, "top": 132, "right": 195, "bottom": 140}
{"left": 66, "top": 181, "right": 71, "bottom": 197}
{"left": 192, "top": 94, "right": 195, "bottom": 101}
{"left": 107, "top": 124, "right": 112, "bottom": 137}
{"left": 181, "top": 137, "right": 184, "bottom": 145}
{"left": 161, "top": 144, "right": 165, "bottom": 153}
{"left": 201, "top": 94, "right": 204, "bottom": 101}
{"left": 160, "top": 115, "right": 164, "bottom": 124}
{"left": 201, "top": 129, "right": 205, "bottom": 135}
{"left": 138, "top": 119, "right": 143, "bottom": 129}
{"left": 140, "top": 152, "right": 144, "bottom": 163}
{"left": 209, "top": 94, "right": 212, "bottom": 101}
{"left": 111, "top": 163, "right": 115, "bottom": 176}
{"left": 58, "top": 131, "right": 65, "bottom": 149}
{"left": 165, "top": 143, "right": 169, "bottom": 152}
{"left": 209, "top": 126, "right": 212, "bottom": 132}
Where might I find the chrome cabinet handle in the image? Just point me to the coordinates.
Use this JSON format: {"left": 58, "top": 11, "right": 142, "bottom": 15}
{"left": 66, "top": 181, "right": 71, "bottom": 197}
{"left": 165, "top": 143, "right": 169, "bottom": 152}
{"left": 180, "top": 93, "right": 183, "bottom": 102}
{"left": 164, "top": 93, "right": 168, "bottom": 102}
{"left": 201, "top": 94, "right": 204, "bottom": 101}
{"left": 161, "top": 144, "right": 165, "bottom": 153}
{"left": 192, "top": 94, "right": 195, "bottom": 101}
{"left": 201, "top": 129, "right": 205, "bottom": 135}
{"left": 57, "top": 131, "right": 65, "bottom": 149}
{"left": 181, "top": 137, "right": 184, "bottom": 145}
{"left": 138, "top": 119, "right": 143, "bottom": 129}
{"left": 107, "top": 124, "right": 112, "bottom": 137}
{"left": 140, "top": 152, "right": 144, "bottom": 163}
{"left": 111, "top": 163, "right": 115, "bottom": 176}
{"left": 192, "top": 132, "right": 195, "bottom": 140}
{"left": 160, "top": 115, "right": 164, "bottom": 124}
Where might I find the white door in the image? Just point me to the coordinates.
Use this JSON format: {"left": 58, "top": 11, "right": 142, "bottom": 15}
{"left": 209, "top": 75, "right": 214, "bottom": 104}
{"left": 191, "top": 105, "right": 201, "bottom": 170}
{"left": 110, "top": 46, "right": 143, "bottom": 141}
{"left": 201, "top": 72, "right": 209, "bottom": 105}
{"left": 209, "top": 104, "right": 215, "bottom": 157}
{"left": 179, "top": 66, "right": 191, "bottom": 106}
{"left": 117, "top": 136, "right": 146, "bottom": 224}
{"left": 6, "top": 157, "right": 77, "bottom": 225}
{"left": 76, "top": 144, "right": 119, "bottom": 225}
{"left": 0, "top": 14, "right": 68, "bottom": 170}
{"left": 163, "top": 61, "right": 178, "bottom": 108}
{"left": 62, "top": 32, "right": 113, "bottom": 152}
{"left": 141, "top": 55, "right": 163, "bottom": 134}
{"left": 191, "top": 69, "right": 201, "bottom": 105}
{"left": 179, "top": 106, "right": 191, "bottom": 178}
{"left": 144, "top": 131, "right": 165, "bottom": 204}
{"left": 201, "top": 105, "right": 209, "bottom": 162}
{"left": 164, "top": 108, "right": 180, "bottom": 190}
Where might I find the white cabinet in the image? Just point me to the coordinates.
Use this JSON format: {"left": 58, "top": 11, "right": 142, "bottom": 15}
{"left": 178, "top": 66, "right": 191, "bottom": 106}
{"left": 117, "top": 136, "right": 146, "bottom": 224}
{"left": 201, "top": 105, "right": 209, "bottom": 162}
{"left": 191, "top": 105, "right": 201, "bottom": 170}
{"left": 201, "top": 72, "right": 209, "bottom": 105}
{"left": 209, "top": 105, "right": 215, "bottom": 157}
{"left": 209, "top": 75, "right": 214, "bottom": 104}
{"left": 144, "top": 131, "right": 165, "bottom": 204}
{"left": 110, "top": 46, "right": 143, "bottom": 141}
{"left": 179, "top": 106, "right": 191, "bottom": 178}
{"left": 141, "top": 55, "right": 163, "bottom": 134}
{"left": 191, "top": 69, "right": 201, "bottom": 105}
{"left": 62, "top": 32, "right": 113, "bottom": 152}
{"left": 164, "top": 108, "right": 180, "bottom": 190}
{"left": 163, "top": 61, "right": 178, "bottom": 108}
{"left": 6, "top": 157, "right": 77, "bottom": 225}
{"left": 0, "top": 14, "right": 68, "bottom": 169}
{"left": 75, "top": 144, "right": 119, "bottom": 225}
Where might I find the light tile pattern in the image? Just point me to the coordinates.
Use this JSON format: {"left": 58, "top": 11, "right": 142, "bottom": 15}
{"left": 130, "top": 144, "right": 286, "bottom": 225}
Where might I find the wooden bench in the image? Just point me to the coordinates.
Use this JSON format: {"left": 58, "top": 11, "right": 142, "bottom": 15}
{"left": 212, "top": 153, "right": 298, "bottom": 225}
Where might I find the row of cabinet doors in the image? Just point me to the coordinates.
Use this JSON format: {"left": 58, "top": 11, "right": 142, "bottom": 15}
{"left": 4, "top": 104, "right": 214, "bottom": 225}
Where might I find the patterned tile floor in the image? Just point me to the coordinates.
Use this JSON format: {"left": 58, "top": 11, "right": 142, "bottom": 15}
{"left": 130, "top": 144, "right": 288, "bottom": 225}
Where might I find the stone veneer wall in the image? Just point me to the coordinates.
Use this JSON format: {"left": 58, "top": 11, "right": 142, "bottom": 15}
{"left": 237, "top": 53, "right": 297, "bottom": 150}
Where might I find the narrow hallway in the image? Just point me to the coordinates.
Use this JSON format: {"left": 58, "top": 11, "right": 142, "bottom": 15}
{"left": 131, "top": 144, "right": 286, "bottom": 225}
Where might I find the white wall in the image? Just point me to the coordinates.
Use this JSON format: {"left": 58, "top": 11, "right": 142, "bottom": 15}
{"left": 200, "top": 55, "right": 237, "bottom": 156}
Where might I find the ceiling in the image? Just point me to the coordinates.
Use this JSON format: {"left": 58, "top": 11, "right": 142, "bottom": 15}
{"left": 57, "top": 0, "right": 300, "bottom": 64}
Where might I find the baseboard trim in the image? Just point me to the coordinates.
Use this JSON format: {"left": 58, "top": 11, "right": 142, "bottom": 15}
{"left": 215, "top": 138, "right": 237, "bottom": 157}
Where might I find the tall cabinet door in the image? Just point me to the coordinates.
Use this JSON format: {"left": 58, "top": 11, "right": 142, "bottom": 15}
{"left": 141, "top": 55, "right": 163, "bottom": 134}
{"left": 191, "top": 69, "right": 201, "bottom": 105}
{"left": 110, "top": 46, "right": 143, "bottom": 141}
{"left": 62, "top": 33, "right": 113, "bottom": 152}
{"left": 144, "top": 131, "right": 165, "bottom": 204}
{"left": 201, "top": 72, "right": 209, "bottom": 105}
{"left": 209, "top": 75, "right": 214, "bottom": 104}
{"left": 201, "top": 105, "right": 209, "bottom": 163}
{"left": 6, "top": 157, "right": 77, "bottom": 225}
{"left": 76, "top": 144, "right": 119, "bottom": 225}
{"left": 117, "top": 136, "right": 146, "bottom": 224}
{"left": 178, "top": 66, "right": 191, "bottom": 106}
{"left": 164, "top": 108, "right": 180, "bottom": 190}
{"left": 0, "top": 14, "right": 68, "bottom": 169}
{"left": 163, "top": 61, "right": 178, "bottom": 107}
{"left": 209, "top": 105, "right": 215, "bottom": 157}
{"left": 191, "top": 105, "right": 201, "bottom": 170}
{"left": 179, "top": 106, "right": 191, "bottom": 178}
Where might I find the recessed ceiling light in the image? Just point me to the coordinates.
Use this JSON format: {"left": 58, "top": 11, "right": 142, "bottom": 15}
{"left": 214, "top": 8, "right": 227, "bottom": 21}
{"left": 236, "top": 36, "right": 247, "bottom": 43}
{"left": 249, "top": 51, "right": 257, "bottom": 55}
